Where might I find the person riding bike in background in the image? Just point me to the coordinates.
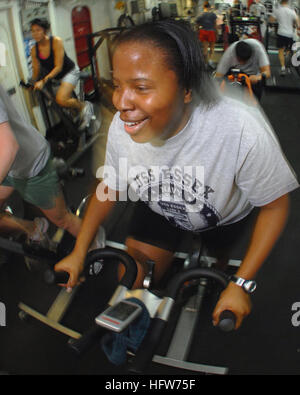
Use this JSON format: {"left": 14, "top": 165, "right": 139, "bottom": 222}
{"left": 215, "top": 38, "right": 271, "bottom": 101}
{"left": 0, "top": 82, "right": 81, "bottom": 255}
{"left": 30, "top": 18, "right": 94, "bottom": 130}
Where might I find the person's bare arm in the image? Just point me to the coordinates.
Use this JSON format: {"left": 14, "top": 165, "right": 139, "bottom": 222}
{"left": 73, "top": 188, "right": 116, "bottom": 261}
{"left": 249, "top": 65, "right": 271, "bottom": 84}
{"left": 213, "top": 194, "right": 290, "bottom": 329}
{"left": 54, "top": 184, "right": 117, "bottom": 289}
{"left": 30, "top": 46, "right": 40, "bottom": 82}
{"left": 295, "top": 15, "right": 300, "bottom": 30}
{"left": 259, "top": 64, "right": 271, "bottom": 79}
{"left": 215, "top": 72, "right": 225, "bottom": 79}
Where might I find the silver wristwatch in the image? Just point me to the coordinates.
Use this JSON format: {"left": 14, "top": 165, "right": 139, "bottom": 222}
{"left": 230, "top": 275, "right": 257, "bottom": 294}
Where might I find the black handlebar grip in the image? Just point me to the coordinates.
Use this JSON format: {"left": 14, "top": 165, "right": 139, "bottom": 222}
{"left": 20, "top": 80, "right": 32, "bottom": 89}
{"left": 218, "top": 310, "right": 236, "bottom": 332}
{"left": 68, "top": 325, "right": 105, "bottom": 356}
{"left": 44, "top": 269, "right": 69, "bottom": 285}
{"left": 85, "top": 248, "right": 137, "bottom": 289}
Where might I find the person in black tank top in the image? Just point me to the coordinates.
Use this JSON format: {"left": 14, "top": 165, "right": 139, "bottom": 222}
{"left": 35, "top": 36, "right": 75, "bottom": 80}
{"left": 30, "top": 18, "right": 93, "bottom": 128}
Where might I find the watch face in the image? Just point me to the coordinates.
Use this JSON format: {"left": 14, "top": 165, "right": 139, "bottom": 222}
{"left": 243, "top": 280, "right": 257, "bottom": 293}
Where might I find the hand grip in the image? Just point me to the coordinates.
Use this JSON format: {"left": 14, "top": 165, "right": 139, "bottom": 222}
{"left": 44, "top": 269, "right": 69, "bottom": 285}
{"left": 217, "top": 310, "right": 236, "bottom": 332}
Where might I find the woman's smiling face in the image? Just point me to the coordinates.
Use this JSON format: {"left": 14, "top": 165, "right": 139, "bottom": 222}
{"left": 112, "top": 41, "right": 192, "bottom": 144}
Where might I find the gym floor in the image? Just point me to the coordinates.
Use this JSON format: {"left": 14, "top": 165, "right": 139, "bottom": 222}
{"left": 0, "top": 85, "right": 300, "bottom": 376}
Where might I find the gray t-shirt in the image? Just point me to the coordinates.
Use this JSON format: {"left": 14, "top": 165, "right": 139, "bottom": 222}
{"left": 249, "top": 2, "right": 267, "bottom": 19}
{"left": 0, "top": 84, "right": 50, "bottom": 179}
{"left": 216, "top": 38, "right": 270, "bottom": 76}
{"left": 101, "top": 97, "right": 298, "bottom": 232}
{"left": 274, "top": 5, "right": 298, "bottom": 38}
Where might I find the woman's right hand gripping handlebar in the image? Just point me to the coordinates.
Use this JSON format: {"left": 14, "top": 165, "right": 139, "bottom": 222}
{"left": 54, "top": 187, "right": 117, "bottom": 291}
{"left": 54, "top": 251, "right": 86, "bottom": 291}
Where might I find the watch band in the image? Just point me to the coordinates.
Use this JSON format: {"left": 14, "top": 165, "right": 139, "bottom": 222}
{"left": 230, "top": 275, "right": 257, "bottom": 294}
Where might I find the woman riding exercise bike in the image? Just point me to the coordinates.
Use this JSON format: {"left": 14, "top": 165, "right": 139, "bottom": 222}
{"left": 30, "top": 18, "right": 94, "bottom": 131}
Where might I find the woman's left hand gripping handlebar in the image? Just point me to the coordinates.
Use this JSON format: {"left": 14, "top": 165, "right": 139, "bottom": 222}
{"left": 212, "top": 282, "right": 252, "bottom": 329}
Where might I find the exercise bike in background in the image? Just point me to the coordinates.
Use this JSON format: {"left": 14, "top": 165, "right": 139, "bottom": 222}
{"left": 116, "top": 1, "right": 135, "bottom": 28}
{"left": 20, "top": 74, "right": 101, "bottom": 179}
{"left": 215, "top": 68, "right": 266, "bottom": 105}
{"left": 0, "top": 195, "right": 106, "bottom": 341}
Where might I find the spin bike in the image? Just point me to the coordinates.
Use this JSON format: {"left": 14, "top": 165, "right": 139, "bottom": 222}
{"left": 44, "top": 238, "right": 240, "bottom": 375}
{"left": 0, "top": 193, "right": 106, "bottom": 339}
{"left": 20, "top": 74, "right": 100, "bottom": 179}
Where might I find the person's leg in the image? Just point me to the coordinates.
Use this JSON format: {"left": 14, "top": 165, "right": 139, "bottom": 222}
{"left": 202, "top": 41, "right": 209, "bottom": 62}
{"left": 208, "top": 30, "right": 216, "bottom": 63}
{"left": 0, "top": 185, "right": 36, "bottom": 237}
{"left": 121, "top": 201, "right": 184, "bottom": 288}
{"left": 278, "top": 47, "right": 285, "bottom": 68}
{"left": 39, "top": 192, "right": 81, "bottom": 238}
{"left": 55, "top": 81, "right": 84, "bottom": 112}
{"left": 56, "top": 75, "right": 95, "bottom": 131}
{"left": 19, "top": 158, "right": 81, "bottom": 238}
{"left": 208, "top": 41, "right": 216, "bottom": 67}
{"left": 122, "top": 237, "right": 175, "bottom": 289}
{"left": 285, "top": 49, "right": 291, "bottom": 65}
{"left": 209, "top": 41, "right": 215, "bottom": 60}
{"left": 277, "top": 35, "right": 286, "bottom": 73}
{"left": 284, "top": 38, "right": 294, "bottom": 70}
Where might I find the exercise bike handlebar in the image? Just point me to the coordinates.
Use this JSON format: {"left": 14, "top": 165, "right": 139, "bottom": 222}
{"left": 167, "top": 268, "right": 236, "bottom": 330}
{"left": 129, "top": 267, "right": 235, "bottom": 373}
{"left": 44, "top": 247, "right": 138, "bottom": 289}
{"left": 166, "top": 267, "right": 228, "bottom": 298}
{"left": 220, "top": 69, "right": 267, "bottom": 87}
{"left": 67, "top": 247, "right": 138, "bottom": 355}
{"left": 19, "top": 80, "right": 33, "bottom": 89}
{"left": 68, "top": 248, "right": 236, "bottom": 370}
{"left": 20, "top": 79, "right": 52, "bottom": 101}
